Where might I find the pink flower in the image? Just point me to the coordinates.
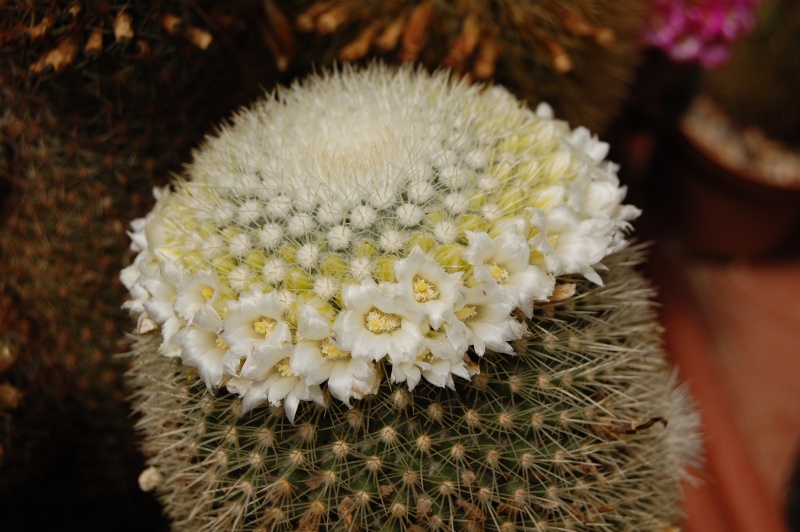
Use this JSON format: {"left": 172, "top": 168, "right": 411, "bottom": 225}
{"left": 643, "top": 0, "right": 761, "bottom": 68}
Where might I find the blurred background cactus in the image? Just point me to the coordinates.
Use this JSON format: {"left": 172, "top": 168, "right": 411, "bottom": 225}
{"left": 0, "top": 85, "right": 164, "bottom": 527}
{"left": 0, "top": 2, "right": 286, "bottom": 528}
{"left": 702, "top": 0, "right": 800, "bottom": 149}
{"left": 646, "top": 0, "right": 800, "bottom": 258}
{"left": 678, "top": 0, "right": 800, "bottom": 190}
{"left": 281, "top": 0, "right": 648, "bottom": 134}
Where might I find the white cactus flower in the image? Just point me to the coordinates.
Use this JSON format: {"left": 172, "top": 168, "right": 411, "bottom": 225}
{"left": 221, "top": 290, "right": 291, "bottom": 365}
{"left": 176, "top": 324, "right": 230, "bottom": 391}
{"left": 528, "top": 206, "right": 614, "bottom": 285}
{"left": 419, "top": 329, "right": 475, "bottom": 389}
{"left": 464, "top": 229, "right": 555, "bottom": 318}
{"left": 394, "top": 246, "right": 464, "bottom": 330}
{"left": 291, "top": 306, "right": 380, "bottom": 407}
{"left": 141, "top": 261, "right": 186, "bottom": 357}
{"left": 455, "top": 284, "right": 527, "bottom": 356}
{"left": 173, "top": 272, "right": 229, "bottom": 331}
{"left": 227, "top": 369, "right": 324, "bottom": 423}
{"left": 387, "top": 349, "right": 430, "bottom": 391}
{"left": 334, "top": 277, "right": 425, "bottom": 362}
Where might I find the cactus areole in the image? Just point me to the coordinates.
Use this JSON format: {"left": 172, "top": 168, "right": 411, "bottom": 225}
{"left": 123, "top": 65, "right": 699, "bottom": 530}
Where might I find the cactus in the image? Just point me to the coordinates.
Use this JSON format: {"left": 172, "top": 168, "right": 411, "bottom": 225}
{"left": 0, "top": 81, "right": 170, "bottom": 528}
{"left": 128, "top": 249, "right": 698, "bottom": 531}
{"left": 704, "top": 0, "right": 800, "bottom": 145}
{"left": 676, "top": 0, "right": 800, "bottom": 189}
{"left": 0, "top": 2, "right": 285, "bottom": 527}
{"left": 282, "top": 0, "right": 648, "bottom": 134}
{"left": 0, "top": 283, "right": 26, "bottom": 467}
{"left": 0, "top": 1, "right": 286, "bottom": 176}
{"left": 124, "top": 65, "right": 700, "bottom": 530}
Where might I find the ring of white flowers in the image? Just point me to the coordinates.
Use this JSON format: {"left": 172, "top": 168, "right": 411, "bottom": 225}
{"left": 122, "top": 66, "right": 639, "bottom": 423}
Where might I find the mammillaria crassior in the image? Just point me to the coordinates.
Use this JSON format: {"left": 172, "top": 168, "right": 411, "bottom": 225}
{"left": 124, "top": 65, "right": 700, "bottom": 530}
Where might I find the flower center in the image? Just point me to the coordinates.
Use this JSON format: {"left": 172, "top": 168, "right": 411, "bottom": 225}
{"left": 215, "top": 337, "right": 228, "bottom": 350}
{"left": 321, "top": 339, "right": 350, "bottom": 361}
{"left": 276, "top": 358, "right": 293, "bottom": 377}
{"left": 253, "top": 317, "right": 277, "bottom": 338}
{"left": 365, "top": 308, "right": 402, "bottom": 334}
{"left": 413, "top": 276, "right": 440, "bottom": 303}
{"left": 201, "top": 287, "right": 215, "bottom": 300}
{"left": 489, "top": 263, "right": 509, "bottom": 283}
{"left": 455, "top": 305, "right": 478, "bottom": 321}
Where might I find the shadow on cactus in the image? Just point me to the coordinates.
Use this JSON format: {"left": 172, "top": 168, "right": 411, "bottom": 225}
{"left": 123, "top": 65, "right": 700, "bottom": 530}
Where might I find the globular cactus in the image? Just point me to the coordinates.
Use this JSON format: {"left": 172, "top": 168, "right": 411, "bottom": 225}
{"left": 676, "top": 0, "right": 800, "bottom": 189}
{"left": 0, "top": 1, "right": 286, "bottom": 178}
{"left": 124, "top": 65, "right": 700, "bottom": 530}
{"left": 0, "top": 82, "right": 170, "bottom": 529}
{"left": 704, "top": 0, "right": 800, "bottom": 145}
{"left": 0, "top": 2, "right": 284, "bottom": 527}
{"left": 281, "top": 0, "right": 648, "bottom": 134}
{"left": 0, "top": 285, "right": 26, "bottom": 467}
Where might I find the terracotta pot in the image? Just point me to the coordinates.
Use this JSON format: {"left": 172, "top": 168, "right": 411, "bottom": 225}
{"left": 651, "top": 124, "right": 800, "bottom": 259}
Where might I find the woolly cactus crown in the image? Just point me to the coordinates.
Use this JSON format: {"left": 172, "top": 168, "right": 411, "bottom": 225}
{"left": 123, "top": 64, "right": 699, "bottom": 531}
{"left": 122, "top": 65, "right": 640, "bottom": 422}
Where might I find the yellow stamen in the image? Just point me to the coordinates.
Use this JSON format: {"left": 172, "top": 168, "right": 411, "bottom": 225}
{"left": 201, "top": 287, "right": 215, "bottom": 300}
{"left": 276, "top": 358, "right": 293, "bottom": 377}
{"left": 321, "top": 339, "right": 350, "bottom": 361}
{"left": 215, "top": 337, "right": 228, "bottom": 350}
{"left": 412, "top": 276, "right": 440, "bottom": 303}
{"left": 365, "top": 307, "right": 402, "bottom": 334}
{"left": 489, "top": 263, "right": 509, "bottom": 283}
{"left": 455, "top": 305, "right": 478, "bottom": 321}
{"left": 253, "top": 317, "right": 277, "bottom": 338}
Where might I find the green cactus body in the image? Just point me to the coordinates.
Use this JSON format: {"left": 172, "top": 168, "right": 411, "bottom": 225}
{"left": 123, "top": 65, "right": 699, "bottom": 530}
